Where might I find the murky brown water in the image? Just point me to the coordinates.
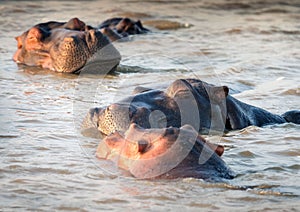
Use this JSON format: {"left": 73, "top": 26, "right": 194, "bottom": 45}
{"left": 1, "top": 0, "right": 300, "bottom": 211}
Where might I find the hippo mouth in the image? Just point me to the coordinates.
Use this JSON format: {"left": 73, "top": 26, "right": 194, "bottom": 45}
{"left": 13, "top": 18, "right": 121, "bottom": 73}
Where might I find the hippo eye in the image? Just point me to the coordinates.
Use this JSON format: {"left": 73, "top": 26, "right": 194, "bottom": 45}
{"left": 137, "top": 139, "right": 148, "bottom": 153}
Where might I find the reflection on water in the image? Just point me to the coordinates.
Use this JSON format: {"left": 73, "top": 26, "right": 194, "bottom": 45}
{"left": 1, "top": 0, "right": 300, "bottom": 211}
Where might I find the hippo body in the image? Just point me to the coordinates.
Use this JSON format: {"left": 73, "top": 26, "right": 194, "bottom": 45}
{"left": 13, "top": 18, "right": 121, "bottom": 73}
{"left": 83, "top": 78, "right": 299, "bottom": 136}
{"left": 225, "top": 95, "right": 286, "bottom": 130}
{"left": 97, "top": 123, "right": 235, "bottom": 180}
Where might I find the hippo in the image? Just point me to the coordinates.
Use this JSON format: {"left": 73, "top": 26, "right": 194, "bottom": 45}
{"left": 97, "top": 123, "right": 235, "bottom": 180}
{"left": 82, "top": 78, "right": 300, "bottom": 136}
{"left": 13, "top": 17, "right": 121, "bottom": 73}
{"left": 98, "top": 17, "right": 149, "bottom": 41}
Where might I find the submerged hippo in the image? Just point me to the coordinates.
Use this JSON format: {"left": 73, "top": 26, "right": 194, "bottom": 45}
{"left": 98, "top": 17, "right": 149, "bottom": 41}
{"left": 13, "top": 17, "right": 121, "bottom": 73}
{"left": 97, "top": 123, "right": 235, "bottom": 180}
{"left": 83, "top": 78, "right": 300, "bottom": 136}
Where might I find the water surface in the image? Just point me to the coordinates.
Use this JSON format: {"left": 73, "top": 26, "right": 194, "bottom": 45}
{"left": 1, "top": 0, "right": 300, "bottom": 211}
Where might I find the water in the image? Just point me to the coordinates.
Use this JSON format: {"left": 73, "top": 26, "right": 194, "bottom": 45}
{"left": 1, "top": 0, "right": 300, "bottom": 211}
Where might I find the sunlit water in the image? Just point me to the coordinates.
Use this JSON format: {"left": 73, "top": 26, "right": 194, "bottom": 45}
{"left": 1, "top": 0, "right": 300, "bottom": 211}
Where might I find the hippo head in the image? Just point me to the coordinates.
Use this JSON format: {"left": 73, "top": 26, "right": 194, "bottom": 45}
{"left": 96, "top": 123, "right": 234, "bottom": 179}
{"left": 99, "top": 17, "right": 149, "bottom": 41}
{"left": 112, "top": 17, "right": 149, "bottom": 35}
{"left": 82, "top": 88, "right": 182, "bottom": 136}
{"left": 13, "top": 18, "right": 121, "bottom": 73}
{"left": 82, "top": 79, "right": 229, "bottom": 136}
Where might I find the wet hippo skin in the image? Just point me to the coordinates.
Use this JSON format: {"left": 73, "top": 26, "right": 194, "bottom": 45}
{"left": 13, "top": 17, "right": 121, "bottom": 73}
{"left": 96, "top": 123, "right": 235, "bottom": 180}
{"left": 83, "top": 78, "right": 300, "bottom": 136}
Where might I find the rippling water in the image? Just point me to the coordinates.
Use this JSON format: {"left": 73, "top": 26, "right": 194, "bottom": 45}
{"left": 1, "top": 0, "right": 300, "bottom": 211}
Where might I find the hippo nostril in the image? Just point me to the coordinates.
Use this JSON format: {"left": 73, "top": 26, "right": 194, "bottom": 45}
{"left": 138, "top": 139, "right": 148, "bottom": 153}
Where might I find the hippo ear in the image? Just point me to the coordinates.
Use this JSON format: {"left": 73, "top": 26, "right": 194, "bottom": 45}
{"left": 27, "top": 27, "right": 42, "bottom": 40}
{"left": 166, "top": 79, "right": 190, "bottom": 98}
{"left": 26, "top": 27, "right": 44, "bottom": 50}
{"left": 65, "top": 17, "right": 86, "bottom": 30}
{"left": 196, "top": 134, "right": 225, "bottom": 156}
{"left": 208, "top": 86, "right": 229, "bottom": 104}
{"left": 15, "top": 36, "right": 23, "bottom": 48}
{"left": 215, "top": 144, "right": 224, "bottom": 156}
{"left": 206, "top": 142, "right": 224, "bottom": 156}
{"left": 136, "top": 20, "right": 143, "bottom": 28}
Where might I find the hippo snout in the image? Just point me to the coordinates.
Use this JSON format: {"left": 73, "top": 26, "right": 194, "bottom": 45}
{"left": 81, "top": 107, "right": 106, "bottom": 138}
{"left": 97, "top": 103, "right": 135, "bottom": 136}
{"left": 50, "top": 28, "right": 112, "bottom": 73}
{"left": 81, "top": 107, "right": 103, "bottom": 130}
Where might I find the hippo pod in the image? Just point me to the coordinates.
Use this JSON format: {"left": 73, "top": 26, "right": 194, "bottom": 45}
{"left": 97, "top": 123, "right": 235, "bottom": 180}
{"left": 13, "top": 17, "right": 121, "bottom": 73}
{"left": 83, "top": 78, "right": 300, "bottom": 136}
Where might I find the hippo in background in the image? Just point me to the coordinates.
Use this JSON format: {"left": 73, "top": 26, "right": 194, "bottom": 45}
{"left": 13, "top": 17, "right": 121, "bottom": 73}
{"left": 98, "top": 17, "right": 150, "bottom": 42}
{"left": 13, "top": 16, "right": 192, "bottom": 73}
{"left": 97, "top": 123, "right": 235, "bottom": 180}
{"left": 83, "top": 78, "right": 300, "bottom": 136}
